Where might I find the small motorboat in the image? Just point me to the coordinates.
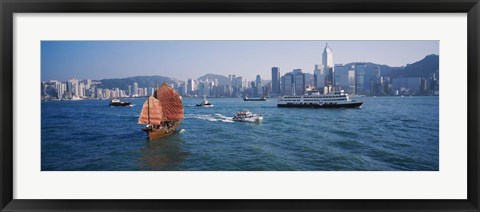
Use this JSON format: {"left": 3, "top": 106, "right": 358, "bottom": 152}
{"left": 232, "top": 110, "right": 263, "bottom": 122}
{"left": 110, "top": 99, "right": 134, "bottom": 107}
{"left": 196, "top": 97, "right": 213, "bottom": 107}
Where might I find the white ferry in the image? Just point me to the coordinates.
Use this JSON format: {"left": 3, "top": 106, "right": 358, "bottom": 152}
{"left": 277, "top": 90, "right": 363, "bottom": 108}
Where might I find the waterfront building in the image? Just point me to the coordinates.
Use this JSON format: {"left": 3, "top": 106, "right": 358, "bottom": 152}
{"left": 59, "top": 82, "right": 66, "bottom": 99}
{"left": 334, "top": 64, "right": 349, "bottom": 90}
{"left": 104, "top": 89, "right": 111, "bottom": 99}
{"left": 355, "top": 63, "right": 366, "bottom": 95}
{"left": 178, "top": 83, "right": 187, "bottom": 96}
{"left": 261, "top": 82, "right": 272, "bottom": 97}
{"left": 235, "top": 76, "right": 243, "bottom": 96}
{"left": 83, "top": 79, "right": 92, "bottom": 90}
{"left": 283, "top": 73, "right": 294, "bottom": 95}
{"left": 79, "top": 82, "right": 85, "bottom": 97}
{"left": 293, "top": 69, "right": 305, "bottom": 95}
{"left": 370, "top": 66, "right": 384, "bottom": 96}
{"left": 187, "top": 78, "right": 195, "bottom": 95}
{"left": 347, "top": 66, "right": 356, "bottom": 94}
{"left": 271, "top": 67, "right": 280, "bottom": 95}
{"left": 322, "top": 43, "right": 334, "bottom": 87}
{"left": 392, "top": 77, "right": 422, "bottom": 95}
{"left": 256, "top": 75, "right": 262, "bottom": 97}
{"left": 133, "top": 82, "right": 138, "bottom": 97}
{"left": 69, "top": 78, "right": 79, "bottom": 97}
{"left": 96, "top": 88, "right": 103, "bottom": 99}
{"left": 313, "top": 64, "right": 324, "bottom": 90}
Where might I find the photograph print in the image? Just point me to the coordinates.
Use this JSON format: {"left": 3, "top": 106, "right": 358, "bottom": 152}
{"left": 41, "top": 40, "right": 439, "bottom": 171}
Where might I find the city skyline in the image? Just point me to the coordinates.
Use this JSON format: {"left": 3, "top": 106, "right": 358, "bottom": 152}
{"left": 41, "top": 40, "right": 439, "bottom": 82}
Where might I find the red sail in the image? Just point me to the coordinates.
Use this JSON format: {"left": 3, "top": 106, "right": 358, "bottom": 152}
{"left": 138, "top": 96, "right": 165, "bottom": 124}
{"left": 156, "top": 83, "right": 184, "bottom": 121}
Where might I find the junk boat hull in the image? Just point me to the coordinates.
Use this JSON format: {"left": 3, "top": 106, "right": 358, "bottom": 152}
{"left": 142, "top": 121, "right": 181, "bottom": 140}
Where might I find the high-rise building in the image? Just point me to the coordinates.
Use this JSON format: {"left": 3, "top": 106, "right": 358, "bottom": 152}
{"left": 256, "top": 75, "right": 262, "bottom": 97}
{"left": 235, "top": 76, "right": 243, "bottom": 95}
{"left": 128, "top": 85, "right": 132, "bottom": 97}
{"left": 69, "top": 78, "right": 79, "bottom": 97}
{"left": 79, "top": 82, "right": 85, "bottom": 97}
{"left": 293, "top": 70, "right": 305, "bottom": 95}
{"left": 187, "top": 78, "right": 195, "bottom": 95}
{"left": 334, "top": 64, "right": 349, "bottom": 89}
{"left": 283, "top": 73, "right": 294, "bottom": 95}
{"left": 355, "top": 63, "right": 366, "bottom": 95}
{"left": 83, "top": 79, "right": 92, "bottom": 90}
{"left": 322, "top": 43, "right": 334, "bottom": 87}
{"left": 133, "top": 82, "right": 139, "bottom": 96}
{"left": 313, "top": 64, "right": 324, "bottom": 90}
{"left": 347, "top": 65, "right": 356, "bottom": 94}
{"left": 59, "top": 82, "right": 66, "bottom": 99}
{"left": 271, "top": 67, "right": 280, "bottom": 95}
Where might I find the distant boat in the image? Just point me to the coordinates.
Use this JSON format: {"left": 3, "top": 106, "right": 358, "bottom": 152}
{"left": 243, "top": 96, "right": 266, "bottom": 101}
{"left": 110, "top": 99, "right": 134, "bottom": 107}
{"left": 232, "top": 110, "right": 263, "bottom": 122}
{"left": 138, "top": 82, "right": 184, "bottom": 140}
{"left": 196, "top": 96, "right": 213, "bottom": 107}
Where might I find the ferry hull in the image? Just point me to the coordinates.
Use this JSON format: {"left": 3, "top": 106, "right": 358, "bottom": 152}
{"left": 143, "top": 121, "right": 181, "bottom": 140}
{"left": 278, "top": 102, "right": 363, "bottom": 108}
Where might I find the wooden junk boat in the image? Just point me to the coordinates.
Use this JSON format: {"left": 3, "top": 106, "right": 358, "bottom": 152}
{"left": 138, "top": 82, "right": 184, "bottom": 140}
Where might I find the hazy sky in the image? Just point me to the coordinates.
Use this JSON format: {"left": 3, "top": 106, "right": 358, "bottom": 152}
{"left": 41, "top": 40, "right": 439, "bottom": 82}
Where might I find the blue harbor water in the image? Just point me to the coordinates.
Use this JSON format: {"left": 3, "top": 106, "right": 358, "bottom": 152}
{"left": 41, "top": 96, "right": 439, "bottom": 171}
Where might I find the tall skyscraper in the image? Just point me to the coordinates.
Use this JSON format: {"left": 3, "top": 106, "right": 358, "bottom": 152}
{"left": 83, "top": 79, "right": 92, "bottom": 90}
{"left": 69, "top": 78, "right": 79, "bottom": 97}
{"left": 293, "top": 70, "right": 305, "bottom": 95}
{"left": 133, "top": 82, "right": 139, "bottom": 96}
{"left": 313, "top": 64, "right": 324, "bottom": 90}
{"left": 271, "top": 67, "right": 280, "bottom": 95}
{"left": 322, "top": 43, "right": 334, "bottom": 87}
{"left": 347, "top": 65, "right": 356, "bottom": 94}
{"left": 283, "top": 73, "right": 294, "bottom": 95}
{"left": 355, "top": 63, "right": 366, "bottom": 95}
{"left": 256, "top": 75, "right": 262, "bottom": 97}
{"left": 235, "top": 76, "right": 243, "bottom": 94}
{"left": 334, "top": 64, "right": 349, "bottom": 89}
{"left": 187, "top": 78, "right": 195, "bottom": 95}
{"left": 79, "top": 82, "right": 85, "bottom": 97}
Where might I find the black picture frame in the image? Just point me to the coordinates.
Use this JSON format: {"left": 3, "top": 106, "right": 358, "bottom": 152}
{"left": 1, "top": 0, "right": 479, "bottom": 211}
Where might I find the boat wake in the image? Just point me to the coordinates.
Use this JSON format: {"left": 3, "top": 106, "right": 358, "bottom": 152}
{"left": 186, "top": 114, "right": 234, "bottom": 123}
{"left": 179, "top": 129, "right": 186, "bottom": 134}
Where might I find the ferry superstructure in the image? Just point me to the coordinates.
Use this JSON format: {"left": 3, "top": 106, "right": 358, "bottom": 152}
{"left": 277, "top": 90, "right": 363, "bottom": 108}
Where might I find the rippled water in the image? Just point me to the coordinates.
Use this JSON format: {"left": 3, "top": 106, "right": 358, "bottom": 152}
{"left": 41, "top": 96, "right": 439, "bottom": 171}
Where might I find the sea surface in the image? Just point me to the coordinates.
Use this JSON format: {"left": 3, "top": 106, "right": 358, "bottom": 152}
{"left": 41, "top": 96, "right": 439, "bottom": 171}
